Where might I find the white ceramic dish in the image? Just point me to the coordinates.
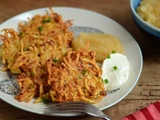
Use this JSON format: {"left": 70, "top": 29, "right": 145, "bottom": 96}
{"left": 0, "top": 7, "right": 143, "bottom": 116}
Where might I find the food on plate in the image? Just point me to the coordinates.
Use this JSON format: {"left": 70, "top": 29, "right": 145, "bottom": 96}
{"left": 137, "top": 0, "right": 160, "bottom": 29}
{"left": 101, "top": 53, "right": 130, "bottom": 91}
{"left": 0, "top": 8, "right": 106, "bottom": 104}
{"left": 0, "top": 7, "right": 130, "bottom": 104}
{"left": 47, "top": 47, "right": 106, "bottom": 103}
{"left": 72, "top": 33, "right": 124, "bottom": 63}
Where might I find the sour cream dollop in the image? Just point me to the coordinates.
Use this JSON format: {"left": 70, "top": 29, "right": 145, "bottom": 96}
{"left": 101, "top": 53, "right": 130, "bottom": 91}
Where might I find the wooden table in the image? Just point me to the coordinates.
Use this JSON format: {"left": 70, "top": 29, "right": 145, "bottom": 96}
{"left": 0, "top": 0, "right": 160, "bottom": 120}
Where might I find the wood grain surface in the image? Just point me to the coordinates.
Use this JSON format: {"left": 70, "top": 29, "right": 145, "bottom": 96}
{"left": 0, "top": 0, "right": 160, "bottom": 120}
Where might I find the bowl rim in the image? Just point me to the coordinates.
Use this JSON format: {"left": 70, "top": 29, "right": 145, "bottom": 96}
{"left": 130, "top": 0, "right": 160, "bottom": 32}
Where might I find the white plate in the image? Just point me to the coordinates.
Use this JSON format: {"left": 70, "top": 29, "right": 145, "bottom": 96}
{"left": 0, "top": 7, "right": 143, "bottom": 116}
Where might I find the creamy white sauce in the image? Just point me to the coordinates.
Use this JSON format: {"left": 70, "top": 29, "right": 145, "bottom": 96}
{"left": 101, "top": 53, "right": 130, "bottom": 91}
